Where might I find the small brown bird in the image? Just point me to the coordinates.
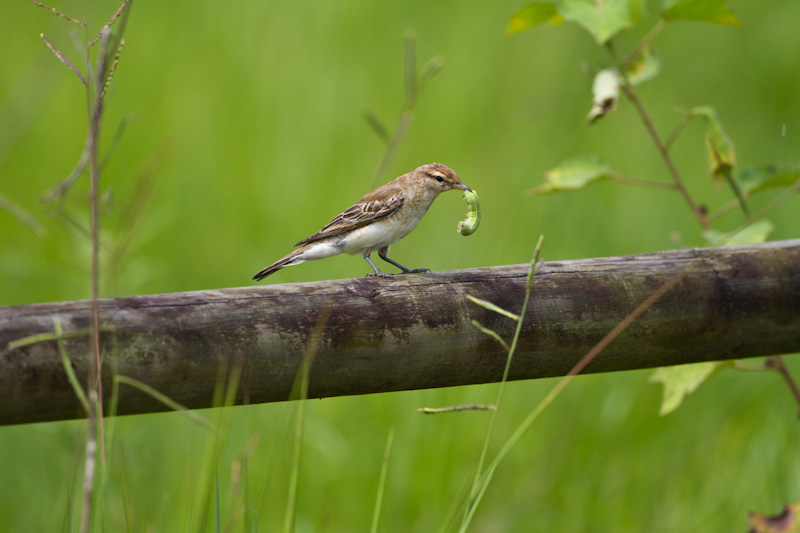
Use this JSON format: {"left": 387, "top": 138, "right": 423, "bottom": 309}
{"left": 253, "top": 163, "right": 471, "bottom": 280}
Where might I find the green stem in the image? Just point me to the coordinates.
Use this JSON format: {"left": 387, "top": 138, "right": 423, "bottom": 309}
{"left": 607, "top": 40, "right": 710, "bottom": 231}
{"left": 460, "top": 236, "right": 544, "bottom": 532}
{"left": 370, "top": 426, "right": 395, "bottom": 533}
{"left": 769, "top": 356, "right": 800, "bottom": 415}
{"left": 620, "top": 84, "right": 711, "bottom": 230}
{"left": 609, "top": 172, "right": 678, "bottom": 190}
{"left": 622, "top": 19, "right": 667, "bottom": 66}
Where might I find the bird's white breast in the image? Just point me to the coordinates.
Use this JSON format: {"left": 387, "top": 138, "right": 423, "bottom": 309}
{"left": 338, "top": 212, "right": 424, "bottom": 254}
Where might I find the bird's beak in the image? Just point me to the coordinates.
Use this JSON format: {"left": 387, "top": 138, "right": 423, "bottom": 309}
{"left": 456, "top": 182, "right": 472, "bottom": 193}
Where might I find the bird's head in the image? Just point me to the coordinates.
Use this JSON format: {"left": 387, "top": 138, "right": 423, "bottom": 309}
{"left": 418, "top": 163, "right": 471, "bottom": 194}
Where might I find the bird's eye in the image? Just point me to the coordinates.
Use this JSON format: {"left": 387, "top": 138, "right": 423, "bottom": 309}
{"left": 435, "top": 175, "right": 444, "bottom": 183}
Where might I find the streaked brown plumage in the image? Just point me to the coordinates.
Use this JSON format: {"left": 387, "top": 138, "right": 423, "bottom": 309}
{"left": 253, "top": 163, "right": 470, "bottom": 280}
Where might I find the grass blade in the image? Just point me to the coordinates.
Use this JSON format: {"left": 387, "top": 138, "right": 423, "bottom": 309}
{"left": 53, "top": 317, "right": 90, "bottom": 414}
{"left": 465, "top": 296, "right": 520, "bottom": 321}
{"left": 470, "top": 320, "right": 510, "bottom": 351}
{"left": 370, "top": 426, "right": 395, "bottom": 533}
{"left": 460, "top": 235, "right": 544, "bottom": 532}
{"left": 115, "top": 375, "right": 212, "bottom": 429}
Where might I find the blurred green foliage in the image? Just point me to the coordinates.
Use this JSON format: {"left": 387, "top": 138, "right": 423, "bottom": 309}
{"left": 1, "top": 0, "right": 799, "bottom": 530}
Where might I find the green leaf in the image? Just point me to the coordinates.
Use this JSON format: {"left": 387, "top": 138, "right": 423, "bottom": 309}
{"left": 558, "top": 0, "right": 633, "bottom": 44}
{"left": 648, "top": 362, "right": 729, "bottom": 416}
{"left": 507, "top": 3, "right": 564, "bottom": 36}
{"left": 661, "top": 0, "right": 741, "bottom": 26}
{"left": 737, "top": 164, "right": 800, "bottom": 196}
{"left": 690, "top": 106, "right": 736, "bottom": 181}
{"left": 704, "top": 219, "right": 774, "bottom": 247}
{"left": 532, "top": 155, "right": 614, "bottom": 195}
{"left": 625, "top": 46, "right": 660, "bottom": 86}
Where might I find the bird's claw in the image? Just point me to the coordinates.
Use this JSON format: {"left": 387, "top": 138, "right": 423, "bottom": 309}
{"left": 402, "top": 268, "right": 431, "bottom": 274}
{"left": 366, "top": 272, "right": 396, "bottom": 279}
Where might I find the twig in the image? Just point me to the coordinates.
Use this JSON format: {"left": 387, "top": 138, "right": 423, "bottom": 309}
{"left": 607, "top": 41, "right": 710, "bottom": 230}
{"left": 609, "top": 172, "right": 678, "bottom": 190}
{"left": 768, "top": 356, "right": 800, "bottom": 416}
{"left": 664, "top": 112, "right": 691, "bottom": 152}
{"left": 622, "top": 19, "right": 667, "bottom": 66}
{"left": 708, "top": 196, "right": 745, "bottom": 222}
{"left": 619, "top": 82, "right": 711, "bottom": 230}
{"left": 741, "top": 183, "right": 800, "bottom": 225}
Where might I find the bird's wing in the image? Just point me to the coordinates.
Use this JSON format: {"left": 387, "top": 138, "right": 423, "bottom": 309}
{"left": 293, "top": 186, "right": 406, "bottom": 246}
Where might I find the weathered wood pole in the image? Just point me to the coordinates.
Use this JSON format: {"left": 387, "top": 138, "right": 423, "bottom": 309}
{"left": 1, "top": 240, "right": 799, "bottom": 425}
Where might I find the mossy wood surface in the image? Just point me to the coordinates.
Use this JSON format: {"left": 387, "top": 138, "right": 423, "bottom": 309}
{"left": 2, "top": 240, "right": 799, "bottom": 425}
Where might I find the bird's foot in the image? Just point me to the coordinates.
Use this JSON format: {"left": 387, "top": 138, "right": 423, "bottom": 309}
{"left": 400, "top": 268, "right": 431, "bottom": 274}
{"left": 366, "top": 272, "right": 396, "bottom": 279}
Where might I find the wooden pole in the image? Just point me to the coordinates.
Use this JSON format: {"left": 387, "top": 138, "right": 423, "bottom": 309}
{"left": 1, "top": 240, "right": 799, "bottom": 426}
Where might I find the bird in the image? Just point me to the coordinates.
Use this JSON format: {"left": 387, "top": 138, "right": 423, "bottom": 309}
{"left": 253, "top": 162, "right": 471, "bottom": 281}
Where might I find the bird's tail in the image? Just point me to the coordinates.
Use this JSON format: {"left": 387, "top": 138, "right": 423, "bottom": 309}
{"left": 252, "top": 248, "right": 305, "bottom": 281}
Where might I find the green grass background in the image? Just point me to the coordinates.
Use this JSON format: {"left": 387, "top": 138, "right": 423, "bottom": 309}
{"left": 1, "top": 0, "right": 799, "bottom": 530}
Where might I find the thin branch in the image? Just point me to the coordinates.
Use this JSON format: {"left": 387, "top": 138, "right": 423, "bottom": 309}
{"left": 39, "top": 34, "right": 87, "bottom": 86}
{"left": 741, "top": 183, "right": 800, "bottom": 225}
{"left": 609, "top": 172, "right": 678, "bottom": 190}
{"left": 711, "top": 183, "right": 800, "bottom": 240}
{"left": 768, "top": 356, "right": 800, "bottom": 416}
{"left": 664, "top": 112, "right": 691, "bottom": 152}
{"left": 732, "top": 361, "right": 770, "bottom": 372}
{"left": 607, "top": 42, "right": 710, "bottom": 230}
{"left": 708, "top": 196, "right": 743, "bottom": 222}
{"left": 622, "top": 19, "right": 667, "bottom": 66}
{"left": 620, "top": 84, "right": 710, "bottom": 230}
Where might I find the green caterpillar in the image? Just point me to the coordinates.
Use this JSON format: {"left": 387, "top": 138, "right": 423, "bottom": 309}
{"left": 457, "top": 189, "right": 481, "bottom": 236}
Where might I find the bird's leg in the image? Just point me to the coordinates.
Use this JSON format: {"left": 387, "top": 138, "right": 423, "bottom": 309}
{"left": 378, "top": 247, "right": 430, "bottom": 274}
{"left": 363, "top": 248, "right": 395, "bottom": 278}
